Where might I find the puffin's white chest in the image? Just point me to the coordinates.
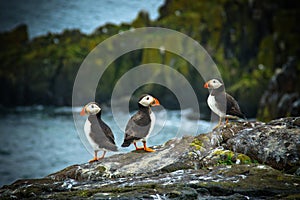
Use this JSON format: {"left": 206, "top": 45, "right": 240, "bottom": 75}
{"left": 84, "top": 119, "right": 100, "bottom": 150}
{"left": 148, "top": 111, "right": 156, "bottom": 137}
{"left": 207, "top": 95, "right": 226, "bottom": 118}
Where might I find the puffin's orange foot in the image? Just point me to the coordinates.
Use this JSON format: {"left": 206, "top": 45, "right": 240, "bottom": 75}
{"left": 134, "top": 142, "right": 144, "bottom": 151}
{"left": 89, "top": 157, "right": 98, "bottom": 163}
{"left": 144, "top": 147, "right": 155, "bottom": 152}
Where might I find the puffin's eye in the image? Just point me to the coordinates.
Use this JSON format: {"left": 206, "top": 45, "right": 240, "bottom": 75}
{"left": 146, "top": 97, "right": 149, "bottom": 100}
{"left": 213, "top": 80, "right": 216, "bottom": 83}
{"left": 91, "top": 105, "right": 94, "bottom": 108}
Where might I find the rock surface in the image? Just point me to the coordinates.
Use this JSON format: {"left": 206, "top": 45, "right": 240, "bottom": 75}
{"left": 1, "top": 117, "right": 300, "bottom": 199}
{"left": 226, "top": 118, "right": 300, "bottom": 172}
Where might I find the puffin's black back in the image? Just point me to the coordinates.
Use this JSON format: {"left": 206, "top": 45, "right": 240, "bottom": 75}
{"left": 226, "top": 94, "right": 246, "bottom": 119}
{"left": 88, "top": 112, "right": 118, "bottom": 151}
{"left": 210, "top": 83, "right": 246, "bottom": 119}
{"left": 121, "top": 103, "right": 151, "bottom": 147}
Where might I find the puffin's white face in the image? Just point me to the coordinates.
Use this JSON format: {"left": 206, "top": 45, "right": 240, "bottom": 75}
{"left": 80, "top": 102, "right": 101, "bottom": 116}
{"left": 204, "top": 79, "right": 223, "bottom": 89}
{"left": 138, "top": 95, "right": 160, "bottom": 107}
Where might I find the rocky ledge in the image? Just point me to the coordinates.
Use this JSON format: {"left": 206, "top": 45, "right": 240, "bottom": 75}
{"left": 1, "top": 117, "right": 299, "bottom": 199}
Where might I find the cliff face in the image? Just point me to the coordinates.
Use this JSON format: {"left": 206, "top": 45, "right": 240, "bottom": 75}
{"left": 1, "top": 117, "right": 299, "bottom": 199}
{"left": 257, "top": 58, "right": 300, "bottom": 121}
{"left": 1, "top": 0, "right": 299, "bottom": 119}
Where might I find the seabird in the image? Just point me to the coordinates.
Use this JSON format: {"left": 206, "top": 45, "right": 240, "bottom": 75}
{"left": 204, "top": 79, "right": 246, "bottom": 128}
{"left": 121, "top": 94, "right": 160, "bottom": 152}
{"left": 80, "top": 102, "right": 117, "bottom": 162}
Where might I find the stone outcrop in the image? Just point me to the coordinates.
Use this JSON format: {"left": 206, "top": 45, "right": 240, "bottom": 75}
{"left": 1, "top": 117, "right": 299, "bottom": 199}
{"left": 258, "top": 57, "right": 300, "bottom": 121}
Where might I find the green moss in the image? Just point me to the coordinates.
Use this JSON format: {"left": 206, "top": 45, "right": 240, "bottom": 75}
{"left": 78, "top": 190, "right": 93, "bottom": 197}
{"left": 215, "top": 150, "right": 234, "bottom": 165}
{"left": 190, "top": 138, "right": 203, "bottom": 150}
{"left": 236, "top": 154, "right": 252, "bottom": 164}
{"left": 213, "top": 150, "right": 253, "bottom": 165}
{"left": 95, "top": 165, "right": 106, "bottom": 173}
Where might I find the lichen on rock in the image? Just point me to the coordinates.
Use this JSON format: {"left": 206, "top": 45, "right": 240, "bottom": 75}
{"left": 226, "top": 117, "right": 300, "bottom": 172}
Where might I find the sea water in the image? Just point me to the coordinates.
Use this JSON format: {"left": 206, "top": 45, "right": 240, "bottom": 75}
{"left": 0, "top": 0, "right": 164, "bottom": 38}
{"left": 0, "top": 106, "right": 212, "bottom": 186}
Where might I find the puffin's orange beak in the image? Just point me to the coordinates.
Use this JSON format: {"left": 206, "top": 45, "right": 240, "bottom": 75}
{"left": 151, "top": 98, "right": 160, "bottom": 106}
{"left": 80, "top": 107, "right": 86, "bottom": 116}
{"left": 204, "top": 82, "right": 209, "bottom": 88}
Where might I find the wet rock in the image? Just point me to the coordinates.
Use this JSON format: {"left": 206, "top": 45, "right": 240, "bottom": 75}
{"left": 226, "top": 118, "right": 300, "bottom": 172}
{"left": 1, "top": 117, "right": 300, "bottom": 199}
{"left": 49, "top": 136, "right": 195, "bottom": 182}
{"left": 1, "top": 164, "right": 299, "bottom": 199}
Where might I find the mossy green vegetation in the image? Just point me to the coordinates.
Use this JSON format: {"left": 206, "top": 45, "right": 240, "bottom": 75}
{"left": 0, "top": 0, "right": 299, "bottom": 119}
{"left": 95, "top": 165, "right": 107, "bottom": 173}
{"left": 214, "top": 149, "right": 235, "bottom": 165}
{"left": 213, "top": 149, "right": 252, "bottom": 165}
{"left": 190, "top": 138, "right": 203, "bottom": 151}
{"left": 189, "top": 135, "right": 254, "bottom": 167}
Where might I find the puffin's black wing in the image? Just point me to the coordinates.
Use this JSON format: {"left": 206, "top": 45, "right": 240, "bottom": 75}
{"left": 99, "top": 119, "right": 116, "bottom": 145}
{"left": 121, "top": 111, "right": 151, "bottom": 147}
{"left": 226, "top": 93, "right": 246, "bottom": 119}
{"left": 89, "top": 115, "right": 118, "bottom": 151}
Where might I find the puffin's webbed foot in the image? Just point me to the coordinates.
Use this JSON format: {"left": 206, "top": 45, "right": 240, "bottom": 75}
{"left": 88, "top": 151, "right": 106, "bottom": 163}
{"left": 144, "top": 147, "right": 155, "bottom": 152}
{"left": 89, "top": 151, "right": 98, "bottom": 163}
{"left": 89, "top": 157, "right": 99, "bottom": 163}
{"left": 143, "top": 141, "right": 155, "bottom": 152}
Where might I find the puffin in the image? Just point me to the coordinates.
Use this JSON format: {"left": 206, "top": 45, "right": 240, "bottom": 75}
{"left": 80, "top": 102, "right": 118, "bottom": 162}
{"left": 121, "top": 94, "right": 160, "bottom": 152}
{"left": 204, "top": 79, "right": 246, "bottom": 127}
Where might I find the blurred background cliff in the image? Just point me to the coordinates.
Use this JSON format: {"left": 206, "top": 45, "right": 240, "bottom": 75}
{"left": 1, "top": 0, "right": 299, "bottom": 121}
